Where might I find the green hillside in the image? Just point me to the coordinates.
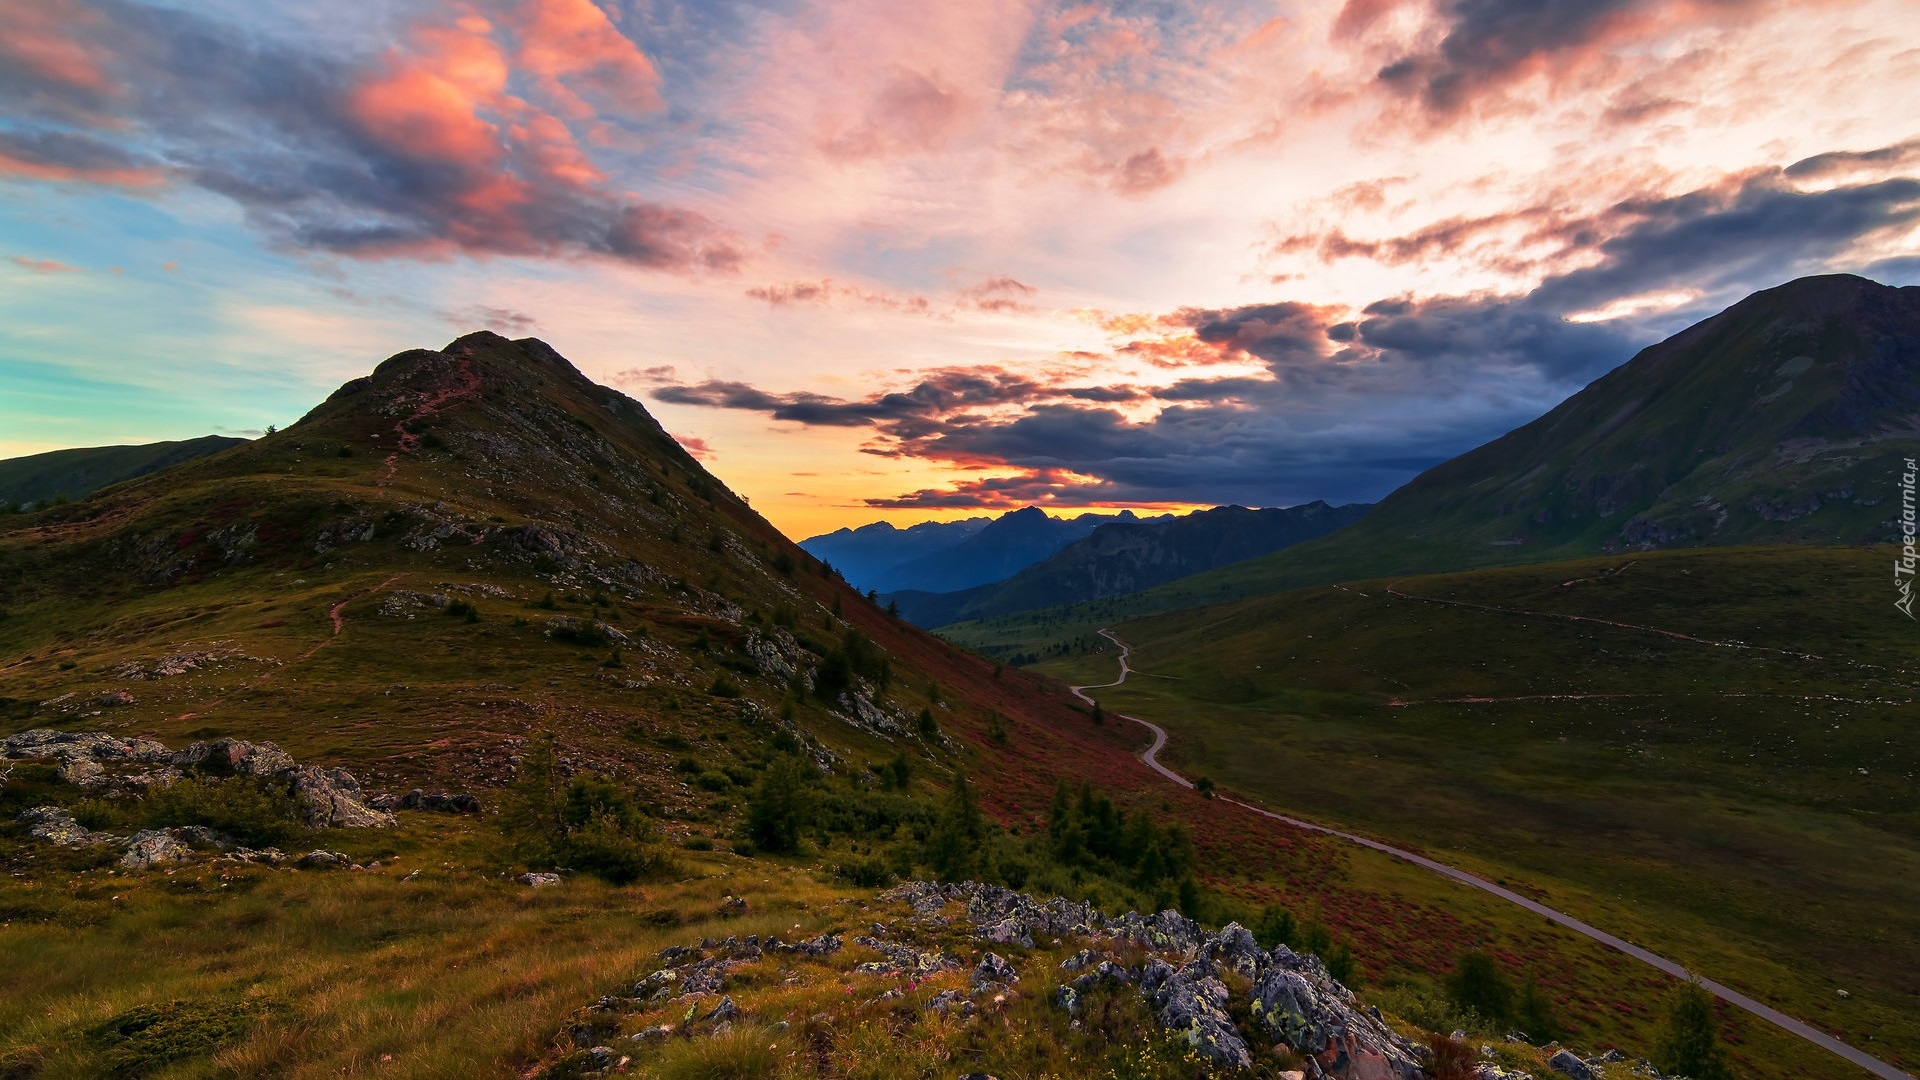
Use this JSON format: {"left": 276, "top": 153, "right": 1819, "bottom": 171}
{"left": 0, "top": 435, "right": 246, "bottom": 509}
{"left": 1051, "top": 545, "right": 1920, "bottom": 1077}
{"left": 942, "top": 275, "right": 1920, "bottom": 662}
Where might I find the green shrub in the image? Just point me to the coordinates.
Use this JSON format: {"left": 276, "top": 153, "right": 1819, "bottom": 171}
{"left": 745, "top": 755, "right": 811, "bottom": 854}
{"left": 1657, "top": 981, "right": 1733, "bottom": 1080}
{"left": 695, "top": 771, "right": 732, "bottom": 792}
{"left": 1447, "top": 950, "right": 1513, "bottom": 1027}
{"left": 142, "top": 776, "right": 302, "bottom": 847}
{"left": 835, "top": 853, "right": 894, "bottom": 887}
{"left": 707, "top": 674, "right": 741, "bottom": 698}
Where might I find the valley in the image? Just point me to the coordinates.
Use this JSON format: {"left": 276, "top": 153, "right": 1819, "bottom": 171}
{"left": 1044, "top": 546, "right": 1920, "bottom": 1080}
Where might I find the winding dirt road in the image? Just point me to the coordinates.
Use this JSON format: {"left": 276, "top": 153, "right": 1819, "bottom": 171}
{"left": 1070, "top": 629, "right": 1913, "bottom": 1080}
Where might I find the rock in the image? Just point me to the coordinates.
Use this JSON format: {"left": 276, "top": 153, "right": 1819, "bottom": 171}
{"left": 519, "top": 872, "right": 563, "bottom": 887}
{"left": 704, "top": 996, "right": 739, "bottom": 1022}
{"left": 173, "top": 825, "right": 234, "bottom": 849}
{"left": 781, "top": 933, "right": 842, "bottom": 958}
{"left": 289, "top": 765, "right": 394, "bottom": 828}
{"left": 57, "top": 757, "right": 108, "bottom": 788}
{"left": 929, "top": 989, "right": 976, "bottom": 1017}
{"left": 1146, "top": 961, "right": 1252, "bottom": 1070}
{"left": 1247, "top": 948, "right": 1423, "bottom": 1080}
{"left": 720, "top": 894, "right": 749, "bottom": 916}
{"left": 99, "top": 690, "right": 135, "bottom": 708}
{"left": 1053, "top": 985, "right": 1080, "bottom": 1016}
{"left": 971, "top": 952, "right": 1019, "bottom": 988}
{"left": 121, "top": 829, "right": 193, "bottom": 870}
{"left": 19, "top": 805, "right": 114, "bottom": 847}
{"left": 297, "top": 850, "right": 350, "bottom": 869}
{"left": 1209, "top": 921, "right": 1266, "bottom": 979}
{"left": 979, "top": 917, "right": 1033, "bottom": 949}
{"left": 1060, "top": 948, "right": 1103, "bottom": 973}
{"left": 1548, "top": 1049, "right": 1595, "bottom": 1080}
{"left": 1070, "top": 960, "right": 1131, "bottom": 994}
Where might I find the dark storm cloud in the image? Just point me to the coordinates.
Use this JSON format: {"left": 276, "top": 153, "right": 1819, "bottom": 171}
{"left": 660, "top": 159, "right": 1920, "bottom": 510}
{"left": 1376, "top": 0, "right": 1763, "bottom": 116}
{"left": 0, "top": 0, "right": 743, "bottom": 271}
{"left": 1528, "top": 172, "right": 1920, "bottom": 313}
{"left": 1785, "top": 138, "right": 1920, "bottom": 180}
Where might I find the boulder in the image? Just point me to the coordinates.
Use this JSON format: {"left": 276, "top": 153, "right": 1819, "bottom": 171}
{"left": 1548, "top": 1049, "right": 1595, "bottom": 1080}
{"left": 1145, "top": 961, "right": 1251, "bottom": 1070}
{"left": 57, "top": 758, "right": 107, "bottom": 788}
{"left": 121, "top": 829, "right": 193, "bottom": 870}
{"left": 972, "top": 952, "right": 1019, "bottom": 988}
{"left": 290, "top": 765, "right": 395, "bottom": 828}
{"left": 519, "top": 872, "right": 563, "bottom": 887}
{"left": 19, "top": 806, "right": 113, "bottom": 847}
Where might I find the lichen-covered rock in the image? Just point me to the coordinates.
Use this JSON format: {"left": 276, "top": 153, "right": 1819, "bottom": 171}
{"left": 19, "top": 806, "right": 114, "bottom": 847}
{"left": 972, "top": 952, "right": 1019, "bottom": 988}
{"left": 519, "top": 872, "right": 563, "bottom": 887}
{"left": 289, "top": 765, "right": 395, "bottom": 828}
{"left": 1145, "top": 960, "right": 1251, "bottom": 1070}
{"left": 121, "top": 829, "right": 193, "bottom": 870}
{"left": 1248, "top": 947, "right": 1423, "bottom": 1080}
{"left": 1208, "top": 921, "right": 1265, "bottom": 979}
{"left": 58, "top": 757, "right": 108, "bottom": 788}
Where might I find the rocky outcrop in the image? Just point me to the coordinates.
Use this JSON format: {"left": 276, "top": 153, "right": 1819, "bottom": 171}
{"left": 877, "top": 881, "right": 1424, "bottom": 1080}
{"left": 4, "top": 729, "right": 394, "bottom": 828}
{"left": 544, "top": 880, "right": 1425, "bottom": 1080}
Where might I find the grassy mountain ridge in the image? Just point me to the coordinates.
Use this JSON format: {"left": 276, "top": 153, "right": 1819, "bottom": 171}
{"left": 940, "top": 274, "right": 1920, "bottom": 660}
{"left": 0, "top": 434, "right": 246, "bottom": 509}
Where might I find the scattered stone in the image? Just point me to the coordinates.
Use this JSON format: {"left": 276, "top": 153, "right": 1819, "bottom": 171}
{"left": 368, "top": 789, "right": 481, "bottom": 813}
{"left": 972, "top": 952, "right": 1018, "bottom": 988}
{"left": 519, "top": 872, "right": 563, "bottom": 888}
{"left": 1548, "top": 1048, "right": 1596, "bottom": 1080}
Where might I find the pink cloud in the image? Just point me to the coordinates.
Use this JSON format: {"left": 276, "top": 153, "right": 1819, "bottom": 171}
{"left": 499, "top": 0, "right": 664, "bottom": 120}
{"left": 7, "top": 255, "right": 82, "bottom": 273}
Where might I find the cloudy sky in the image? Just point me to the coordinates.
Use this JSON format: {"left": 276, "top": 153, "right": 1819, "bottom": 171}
{"left": 3, "top": 0, "right": 1918, "bottom": 538}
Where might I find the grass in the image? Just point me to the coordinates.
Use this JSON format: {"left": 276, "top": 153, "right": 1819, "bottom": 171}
{"left": 0, "top": 813, "right": 850, "bottom": 1078}
{"left": 1037, "top": 544, "right": 1919, "bottom": 1080}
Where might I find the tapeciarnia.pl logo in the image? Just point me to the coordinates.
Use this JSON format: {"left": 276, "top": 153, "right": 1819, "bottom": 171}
{"left": 1899, "top": 457, "right": 1918, "bottom": 619}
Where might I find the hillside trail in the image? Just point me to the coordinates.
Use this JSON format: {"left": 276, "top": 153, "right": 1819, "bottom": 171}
{"left": 174, "top": 574, "right": 402, "bottom": 721}
{"left": 1070, "top": 628, "right": 1914, "bottom": 1080}
{"left": 379, "top": 353, "right": 482, "bottom": 487}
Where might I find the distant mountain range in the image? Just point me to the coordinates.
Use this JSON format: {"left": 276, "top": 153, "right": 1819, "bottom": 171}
{"left": 801, "top": 506, "right": 1160, "bottom": 594}
{"left": 0, "top": 435, "right": 245, "bottom": 509}
{"left": 943, "top": 273, "right": 1920, "bottom": 634}
{"left": 887, "top": 501, "right": 1370, "bottom": 627}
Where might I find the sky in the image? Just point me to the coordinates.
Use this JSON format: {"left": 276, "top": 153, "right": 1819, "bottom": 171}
{"left": 2, "top": 0, "right": 1918, "bottom": 540}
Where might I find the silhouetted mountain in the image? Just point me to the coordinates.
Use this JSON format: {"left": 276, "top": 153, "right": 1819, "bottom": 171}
{"left": 0, "top": 434, "right": 245, "bottom": 508}
{"left": 798, "top": 517, "right": 991, "bottom": 592}
{"left": 872, "top": 506, "right": 1154, "bottom": 595}
{"left": 887, "top": 501, "right": 1370, "bottom": 627}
